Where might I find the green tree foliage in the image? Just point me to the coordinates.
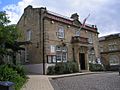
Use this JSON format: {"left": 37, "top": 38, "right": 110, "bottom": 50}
{"left": 0, "top": 11, "right": 20, "bottom": 64}
{"left": 0, "top": 65, "right": 28, "bottom": 90}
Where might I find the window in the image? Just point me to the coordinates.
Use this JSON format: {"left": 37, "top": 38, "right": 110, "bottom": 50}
{"left": 57, "top": 26, "right": 64, "bottom": 39}
{"left": 56, "top": 46, "right": 67, "bottom": 62}
{"left": 88, "top": 33, "right": 93, "bottom": 43}
{"left": 52, "top": 56, "right": 56, "bottom": 63}
{"left": 47, "top": 55, "right": 56, "bottom": 63}
{"left": 47, "top": 45, "right": 67, "bottom": 63}
{"left": 109, "top": 55, "right": 119, "bottom": 65}
{"left": 75, "top": 30, "right": 80, "bottom": 36}
{"left": 108, "top": 42, "right": 118, "bottom": 51}
{"left": 62, "top": 52, "right": 67, "bottom": 61}
{"left": 62, "top": 46, "right": 67, "bottom": 52}
{"left": 56, "top": 52, "right": 62, "bottom": 62}
{"left": 56, "top": 46, "right": 61, "bottom": 51}
{"left": 48, "top": 56, "right": 52, "bottom": 63}
{"left": 25, "top": 47, "right": 29, "bottom": 63}
{"left": 26, "top": 30, "right": 32, "bottom": 41}
{"left": 100, "top": 46, "right": 103, "bottom": 52}
{"left": 50, "top": 45, "right": 56, "bottom": 53}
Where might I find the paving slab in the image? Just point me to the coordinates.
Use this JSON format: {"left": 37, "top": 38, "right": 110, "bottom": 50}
{"left": 22, "top": 75, "right": 54, "bottom": 90}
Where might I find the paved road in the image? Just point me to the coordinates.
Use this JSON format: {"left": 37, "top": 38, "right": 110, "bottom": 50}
{"left": 50, "top": 72, "right": 120, "bottom": 90}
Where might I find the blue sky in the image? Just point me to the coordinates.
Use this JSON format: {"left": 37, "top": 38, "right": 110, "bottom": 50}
{"left": 0, "top": 0, "right": 19, "bottom": 9}
{"left": 0, "top": 0, "right": 120, "bottom": 37}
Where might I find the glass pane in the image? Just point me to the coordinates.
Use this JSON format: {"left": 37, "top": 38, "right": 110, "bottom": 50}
{"left": 48, "top": 56, "right": 52, "bottom": 63}
{"left": 75, "top": 30, "right": 80, "bottom": 36}
{"left": 52, "top": 56, "right": 56, "bottom": 63}
{"left": 58, "top": 27, "right": 64, "bottom": 38}
{"left": 56, "top": 53, "right": 62, "bottom": 62}
{"left": 62, "top": 46, "right": 67, "bottom": 52}
{"left": 62, "top": 52, "right": 67, "bottom": 61}
{"left": 56, "top": 46, "right": 61, "bottom": 51}
{"left": 26, "top": 30, "right": 32, "bottom": 41}
{"left": 51, "top": 45, "right": 56, "bottom": 53}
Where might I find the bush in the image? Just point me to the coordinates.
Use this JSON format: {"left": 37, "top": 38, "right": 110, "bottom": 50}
{"left": 64, "top": 61, "right": 79, "bottom": 74}
{"left": 11, "top": 65, "right": 27, "bottom": 78}
{"left": 55, "top": 63, "right": 66, "bottom": 74}
{"left": 69, "top": 61, "right": 79, "bottom": 73}
{"left": 0, "top": 65, "right": 27, "bottom": 90}
{"left": 89, "top": 63, "right": 104, "bottom": 71}
{"left": 47, "top": 61, "right": 79, "bottom": 75}
{"left": 47, "top": 66, "right": 55, "bottom": 75}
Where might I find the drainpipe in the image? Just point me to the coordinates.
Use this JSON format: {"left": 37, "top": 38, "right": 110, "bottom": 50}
{"left": 42, "top": 17, "right": 45, "bottom": 75}
{"left": 39, "top": 8, "right": 45, "bottom": 75}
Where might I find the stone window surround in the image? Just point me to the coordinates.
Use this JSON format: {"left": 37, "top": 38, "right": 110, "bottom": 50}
{"left": 26, "top": 30, "right": 32, "bottom": 41}
{"left": 57, "top": 26, "right": 65, "bottom": 39}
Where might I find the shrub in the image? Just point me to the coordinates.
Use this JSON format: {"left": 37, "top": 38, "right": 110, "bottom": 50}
{"left": 55, "top": 62, "right": 66, "bottom": 74}
{"left": 47, "top": 61, "right": 79, "bottom": 75}
{"left": 47, "top": 66, "right": 55, "bottom": 75}
{"left": 64, "top": 61, "right": 79, "bottom": 74}
{"left": 0, "top": 65, "right": 27, "bottom": 90}
{"left": 69, "top": 61, "right": 79, "bottom": 73}
{"left": 12, "top": 65, "right": 27, "bottom": 78}
{"left": 89, "top": 63, "right": 104, "bottom": 71}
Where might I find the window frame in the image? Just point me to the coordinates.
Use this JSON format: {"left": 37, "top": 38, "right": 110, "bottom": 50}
{"left": 26, "top": 30, "right": 32, "bottom": 41}
{"left": 88, "top": 33, "right": 93, "bottom": 44}
{"left": 57, "top": 26, "right": 65, "bottom": 39}
{"left": 47, "top": 55, "right": 56, "bottom": 63}
{"left": 56, "top": 45, "right": 67, "bottom": 62}
{"left": 50, "top": 45, "right": 56, "bottom": 53}
{"left": 75, "top": 30, "right": 80, "bottom": 36}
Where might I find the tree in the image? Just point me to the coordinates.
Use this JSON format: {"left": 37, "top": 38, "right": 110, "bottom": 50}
{"left": 0, "top": 11, "right": 20, "bottom": 64}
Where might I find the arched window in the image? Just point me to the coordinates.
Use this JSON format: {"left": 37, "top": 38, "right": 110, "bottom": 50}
{"left": 109, "top": 55, "right": 119, "bottom": 65}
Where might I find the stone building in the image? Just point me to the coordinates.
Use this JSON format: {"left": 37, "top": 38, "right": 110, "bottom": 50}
{"left": 99, "top": 33, "right": 120, "bottom": 70}
{"left": 17, "top": 5, "right": 99, "bottom": 74}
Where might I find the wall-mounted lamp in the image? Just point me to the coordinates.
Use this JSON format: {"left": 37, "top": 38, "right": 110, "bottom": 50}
{"left": 51, "top": 20, "right": 54, "bottom": 24}
{"left": 67, "top": 25, "right": 70, "bottom": 28}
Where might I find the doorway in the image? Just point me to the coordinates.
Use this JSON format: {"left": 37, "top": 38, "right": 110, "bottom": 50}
{"left": 79, "top": 53, "right": 85, "bottom": 70}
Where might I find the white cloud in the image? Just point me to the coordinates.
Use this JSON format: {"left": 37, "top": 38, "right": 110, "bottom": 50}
{"left": 2, "top": 0, "right": 120, "bottom": 36}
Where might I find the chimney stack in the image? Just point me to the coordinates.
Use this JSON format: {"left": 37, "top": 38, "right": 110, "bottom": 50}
{"left": 71, "top": 13, "right": 79, "bottom": 20}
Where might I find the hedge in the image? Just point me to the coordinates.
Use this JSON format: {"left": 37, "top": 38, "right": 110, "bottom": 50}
{"left": 47, "top": 61, "right": 79, "bottom": 75}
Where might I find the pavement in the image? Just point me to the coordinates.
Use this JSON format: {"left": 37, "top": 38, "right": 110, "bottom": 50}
{"left": 22, "top": 75, "right": 54, "bottom": 90}
{"left": 21, "top": 72, "right": 114, "bottom": 90}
